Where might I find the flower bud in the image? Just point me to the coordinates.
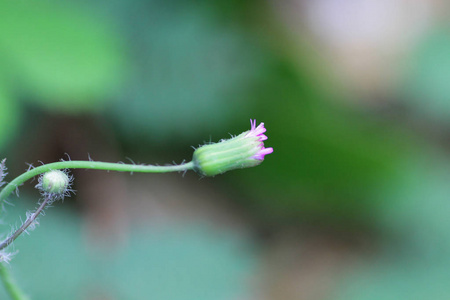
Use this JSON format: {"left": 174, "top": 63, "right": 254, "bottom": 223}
{"left": 40, "top": 170, "right": 70, "bottom": 195}
{"left": 193, "top": 120, "right": 273, "bottom": 176}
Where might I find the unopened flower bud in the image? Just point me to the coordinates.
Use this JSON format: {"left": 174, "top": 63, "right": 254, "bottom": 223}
{"left": 193, "top": 120, "right": 273, "bottom": 176}
{"left": 40, "top": 170, "right": 70, "bottom": 195}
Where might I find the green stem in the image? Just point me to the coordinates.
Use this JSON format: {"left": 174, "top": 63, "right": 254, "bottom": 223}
{"left": 0, "top": 160, "right": 195, "bottom": 205}
{"left": 0, "top": 194, "right": 52, "bottom": 251}
{"left": 0, "top": 263, "right": 29, "bottom": 300}
{"left": 0, "top": 160, "right": 194, "bottom": 299}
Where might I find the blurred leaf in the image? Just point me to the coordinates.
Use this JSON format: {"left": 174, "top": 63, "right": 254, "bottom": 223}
{"left": 402, "top": 27, "right": 450, "bottom": 122}
{"left": 373, "top": 151, "right": 450, "bottom": 254}
{"left": 334, "top": 254, "right": 450, "bottom": 300}
{"left": 0, "top": 198, "right": 255, "bottom": 300}
{"left": 107, "top": 0, "right": 264, "bottom": 141}
{"left": 104, "top": 226, "right": 255, "bottom": 300}
{"left": 0, "top": 0, "right": 125, "bottom": 112}
{"left": 0, "top": 83, "right": 20, "bottom": 151}
{"left": 333, "top": 152, "right": 450, "bottom": 300}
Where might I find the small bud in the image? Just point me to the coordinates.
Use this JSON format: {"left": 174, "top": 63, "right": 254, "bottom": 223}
{"left": 193, "top": 119, "right": 273, "bottom": 176}
{"left": 39, "top": 170, "right": 70, "bottom": 195}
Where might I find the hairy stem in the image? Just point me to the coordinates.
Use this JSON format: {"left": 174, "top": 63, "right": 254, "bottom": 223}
{"left": 0, "top": 160, "right": 195, "bottom": 205}
{"left": 0, "top": 263, "right": 29, "bottom": 300}
{"left": 0, "top": 194, "right": 52, "bottom": 251}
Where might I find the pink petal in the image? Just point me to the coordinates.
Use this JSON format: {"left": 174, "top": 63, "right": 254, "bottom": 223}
{"left": 253, "top": 147, "right": 274, "bottom": 160}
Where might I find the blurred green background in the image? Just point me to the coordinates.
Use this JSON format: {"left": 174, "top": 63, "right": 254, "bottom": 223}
{"left": 0, "top": 0, "right": 449, "bottom": 299}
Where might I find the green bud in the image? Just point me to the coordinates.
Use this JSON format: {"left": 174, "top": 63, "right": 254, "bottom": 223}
{"left": 193, "top": 120, "right": 273, "bottom": 176}
{"left": 40, "top": 170, "right": 70, "bottom": 195}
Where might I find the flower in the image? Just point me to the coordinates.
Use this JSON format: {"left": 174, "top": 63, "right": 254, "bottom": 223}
{"left": 245, "top": 119, "right": 273, "bottom": 160}
{"left": 193, "top": 119, "right": 273, "bottom": 176}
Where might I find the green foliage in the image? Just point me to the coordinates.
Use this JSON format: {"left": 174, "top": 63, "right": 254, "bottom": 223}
{"left": 333, "top": 153, "right": 450, "bottom": 300}
{"left": 0, "top": 84, "right": 20, "bottom": 151}
{"left": 0, "top": 200, "right": 255, "bottom": 300}
{"left": 0, "top": 0, "right": 124, "bottom": 112}
{"left": 402, "top": 27, "right": 450, "bottom": 122}
{"left": 106, "top": 0, "right": 264, "bottom": 141}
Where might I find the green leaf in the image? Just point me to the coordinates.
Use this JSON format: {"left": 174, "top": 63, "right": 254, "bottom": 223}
{"left": 0, "top": 0, "right": 125, "bottom": 112}
{"left": 333, "top": 152, "right": 450, "bottom": 300}
{"left": 402, "top": 27, "right": 450, "bottom": 122}
{"left": 0, "top": 84, "right": 20, "bottom": 151}
{"left": 108, "top": 1, "right": 263, "bottom": 141}
{"left": 0, "top": 199, "right": 255, "bottom": 300}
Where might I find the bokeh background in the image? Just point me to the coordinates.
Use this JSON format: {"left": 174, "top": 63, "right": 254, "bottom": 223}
{"left": 0, "top": 0, "right": 449, "bottom": 299}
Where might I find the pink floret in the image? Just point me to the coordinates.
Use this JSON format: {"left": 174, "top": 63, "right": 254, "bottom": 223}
{"left": 253, "top": 147, "right": 274, "bottom": 160}
{"left": 246, "top": 119, "right": 268, "bottom": 139}
{"left": 246, "top": 119, "right": 273, "bottom": 160}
